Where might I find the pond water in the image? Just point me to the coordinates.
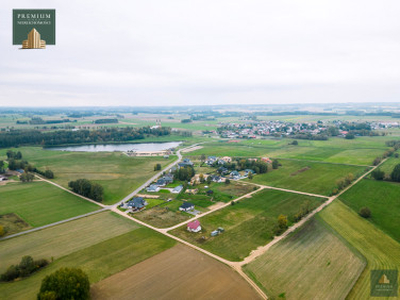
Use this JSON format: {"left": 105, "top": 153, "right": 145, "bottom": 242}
{"left": 47, "top": 141, "right": 182, "bottom": 152}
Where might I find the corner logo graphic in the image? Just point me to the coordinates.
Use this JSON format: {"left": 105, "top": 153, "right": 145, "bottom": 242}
{"left": 13, "top": 9, "right": 56, "bottom": 49}
{"left": 371, "top": 270, "right": 398, "bottom": 297}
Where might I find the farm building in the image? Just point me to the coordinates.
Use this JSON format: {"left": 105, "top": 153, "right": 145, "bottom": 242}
{"left": 261, "top": 157, "right": 272, "bottom": 164}
{"left": 187, "top": 220, "right": 201, "bottom": 232}
{"left": 179, "top": 202, "right": 195, "bottom": 212}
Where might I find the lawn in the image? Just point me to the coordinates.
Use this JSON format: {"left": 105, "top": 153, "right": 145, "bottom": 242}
{"left": 171, "top": 189, "right": 325, "bottom": 261}
{"left": 319, "top": 201, "right": 400, "bottom": 299}
{"left": 0, "top": 212, "right": 175, "bottom": 300}
{"left": 0, "top": 147, "right": 176, "bottom": 204}
{"left": 377, "top": 156, "right": 400, "bottom": 176}
{"left": 0, "top": 181, "right": 99, "bottom": 229}
{"left": 340, "top": 179, "right": 400, "bottom": 243}
{"left": 247, "top": 159, "right": 368, "bottom": 196}
{"left": 244, "top": 217, "right": 366, "bottom": 300}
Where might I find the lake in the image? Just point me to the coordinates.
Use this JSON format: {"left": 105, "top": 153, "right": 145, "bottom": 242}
{"left": 47, "top": 142, "right": 182, "bottom": 152}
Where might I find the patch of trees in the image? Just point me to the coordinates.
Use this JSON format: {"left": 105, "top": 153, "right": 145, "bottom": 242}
{"left": 20, "top": 173, "right": 35, "bottom": 182}
{"left": 292, "top": 201, "right": 312, "bottom": 222}
{"left": 94, "top": 118, "right": 118, "bottom": 124}
{"left": 173, "top": 166, "right": 195, "bottom": 182}
{"left": 332, "top": 173, "right": 355, "bottom": 195}
{"left": 68, "top": 179, "right": 104, "bottom": 202}
{"left": 391, "top": 164, "right": 400, "bottom": 182}
{"left": 37, "top": 268, "right": 90, "bottom": 300}
{"left": 0, "top": 160, "right": 5, "bottom": 173}
{"left": 272, "top": 159, "right": 280, "bottom": 170}
{"left": 0, "top": 126, "right": 171, "bottom": 148}
{"left": 289, "top": 140, "right": 298, "bottom": 145}
{"left": 154, "top": 164, "right": 162, "bottom": 171}
{"left": 345, "top": 133, "right": 355, "bottom": 139}
{"left": 181, "top": 119, "right": 192, "bottom": 123}
{"left": 274, "top": 214, "right": 288, "bottom": 235}
{"left": 1, "top": 256, "right": 49, "bottom": 282}
{"left": 35, "top": 168, "right": 55, "bottom": 179}
{"left": 29, "top": 117, "right": 70, "bottom": 125}
{"left": 216, "top": 158, "right": 268, "bottom": 174}
{"left": 289, "top": 134, "right": 328, "bottom": 141}
{"left": 6, "top": 150, "right": 22, "bottom": 160}
{"left": 371, "top": 169, "right": 385, "bottom": 180}
{"left": 359, "top": 207, "right": 371, "bottom": 218}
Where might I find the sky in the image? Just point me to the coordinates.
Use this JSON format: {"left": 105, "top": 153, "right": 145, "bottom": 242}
{"left": 1, "top": 0, "right": 400, "bottom": 107}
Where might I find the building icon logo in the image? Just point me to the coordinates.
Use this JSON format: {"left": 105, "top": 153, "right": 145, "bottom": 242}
{"left": 13, "top": 9, "right": 56, "bottom": 49}
{"left": 371, "top": 269, "right": 398, "bottom": 297}
{"left": 22, "top": 28, "right": 46, "bottom": 49}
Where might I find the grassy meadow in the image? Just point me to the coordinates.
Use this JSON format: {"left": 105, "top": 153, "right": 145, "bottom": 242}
{"left": 247, "top": 159, "right": 368, "bottom": 196}
{"left": 340, "top": 179, "right": 400, "bottom": 242}
{"left": 0, "top": 181, "right": 99, "bottom": 230}
{"left": 0, "top": 212, "right": 175, "bottom": 300}
{"left": 171, "top": 189, "right": 324, "bottom": 261}
{"left": 319, "top": 201, "right": 400, "bottom": 299}
{"left": 0, "top": 147, "right": 176, "bottom": 204}
{"left": 244, "top": 217, "right": 366, "bottom": 299}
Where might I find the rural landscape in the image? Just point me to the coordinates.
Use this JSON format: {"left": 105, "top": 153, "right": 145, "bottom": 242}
{"left": 0, "top": 104, "right": 399, "bottom": 299}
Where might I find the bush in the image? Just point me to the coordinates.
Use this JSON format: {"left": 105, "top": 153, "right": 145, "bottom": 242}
{"left": 44, "top": 170, "right": 54, "bottom": 179}
{"left": 345, "top": 133, "right": 355, "bottom": 139}
{"left": 272, "top": 159, "right": 279, "bottom": 170}
{"left": 359, "top": 207, "right": 371, "bottom": 218}
{"left": 372, "top": 157, "right": 382, "bottom": 166}
{"left": 0, "top": 225, "right": 5, "bottom": 237}
{"left": 0, "top": 256, "right": 49, "bottom": 282}
{"left": 371, "top": 169, "right": 385, "bottom": 180}
{"left": 38, "top": 268, "right": 90, "bottom": 300}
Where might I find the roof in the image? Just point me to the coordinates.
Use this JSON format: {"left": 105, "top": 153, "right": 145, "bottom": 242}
{"left": 187, "top": 220, "right": 200, "bottom": 230}
{"left": 180, "top": 202, "right": 194, "bottom": 209}
{"left": 173, "top": 185, "right": 183, "bottom": 191}
{"left": 128, "top": 197, "right": 146, "bottom": 208}
{"left": 147, "top": 184, "right": 159, "bottom": 191}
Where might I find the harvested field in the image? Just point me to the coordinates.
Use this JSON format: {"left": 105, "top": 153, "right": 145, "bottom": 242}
{"left": 91, "top": 244, "right": 261, "bottom": 300}
{"left": 244, "top": 217, "right": 366, "bottom": 299}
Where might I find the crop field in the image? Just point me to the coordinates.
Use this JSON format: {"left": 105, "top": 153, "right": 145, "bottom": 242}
{"left": 377, "top": 156, "right": 400, "bottom": 175}
{"left": 248, "top": 159, "right": 368, "bottom": 196}
{"left": 0, "top": 147, "right": 176, "bottom": 204}
{"left": 244, "top": 217, "right": 365, "bottom": 299}
{"left": 0, "top": 212, "right": 175, "bottom": 300}
{"left": 171, "top": 189, "right": 324, "bottom": 261}
{"left": 319, "top": 201, "right": 400, "bottom": 299}
{"left": 186, "top": 137, "right": 390, "bottom": 165}
{"left": 91, "top": 244, "right": 261, "bottom": 300}
{"left": 0, "top": 181, "right": 99, "bottom": 229}
{"left": 340, "top": 179, "right": 400, "bottom": 242}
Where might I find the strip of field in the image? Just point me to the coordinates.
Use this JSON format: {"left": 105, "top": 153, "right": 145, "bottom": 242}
{"left": 171, "top": 189, "right": 324, "bottom": 261}
{"left": 243, "top": 217, "right": 366, "bottom": 299}
{"left": 377, "top": 156, "right": 400, "bottom": 175}
{"left": 0, "top": 212, "right": 175, "bottom": 300}
{"left": 340, "top": 179, "right": 400, "bottom": 243}
{"left": 319, "top": 201, "right": 400, "bottom": 299}
{"left": 0, "top": 181, "right": 99, "bottom": 229}
{"left": 6, "top": 147, "right": 175, "bottom": 204}
{"left": 248, "top": 159, "right": 368, "bottom": 196}
{"left": 91, "top": 244, "right": 261, "bottom": 300}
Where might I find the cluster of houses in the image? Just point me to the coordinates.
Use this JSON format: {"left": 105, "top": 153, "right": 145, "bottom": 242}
{"left": 205, "top": 156, "right": 232, "bottom": 165}
{"left": 146, "top": 173, "right": 176, "bottom": 193}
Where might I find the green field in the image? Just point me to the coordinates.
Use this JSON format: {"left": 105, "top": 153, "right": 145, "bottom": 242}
{"left": 0, "top": 212, "right": 175, "bottom": 300}
{"left": 186, "top": 136, "right": 392, "bottom": 165}
{"left": 0, "top": 181, "right": 99, "bottom": 229}
{"left": 171, "top": 189, "right": 324, "bottom": 261}
{"left": 340, "top": 179, "right": 400, "bottom": 243}
{"left": 247, "top": 159, "right": 368, "bottom": 196}
{"left": 244, "top": 217, "right": 366, "bottom": 299}
{"left": 377, "top": 156, "right": 400, "bottom": 176}
{"left": 319, "top": 201, "right": 400, "bottom": 299}
{"left": 0, "top": 147, "right": 176, "bottom": 204}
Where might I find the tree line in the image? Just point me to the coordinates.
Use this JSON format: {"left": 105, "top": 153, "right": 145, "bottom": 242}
{"left": 0, "top": 126, "right": 171, "bottom": 148}
{"left": 68, "top": 179, "right": 104, "bottom": 202}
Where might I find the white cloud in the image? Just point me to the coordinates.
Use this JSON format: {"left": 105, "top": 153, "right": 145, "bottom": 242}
{"left": 1, "top": 0, "right": 400, "bottom": 106}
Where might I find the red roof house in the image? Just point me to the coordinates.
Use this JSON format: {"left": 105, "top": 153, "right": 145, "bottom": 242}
{"left": 187, "top": 220, "right": 201, "bottom": 233}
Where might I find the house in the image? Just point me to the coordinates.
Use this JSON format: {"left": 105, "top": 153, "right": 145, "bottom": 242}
{"left": 210, "top": 175, "right": 224, "bottom": 183}
{"left": 163, "top": 173, "right": 174, "bottom": 184}
{"left": 178, "top": 158, "right": 194, "bottom": 168}
{"left": 221, "top": 156, "right": 232, "bottom": 163}
{"left": 230, "top": 171, "right": 241, "bottom": 180}
{"left": 146, "top": 184, "right": 160, "bottom": 192}
{"left": 217, "top": 159, "right": 226, "bottom": 165}
{"left": 187, "top": 220, "right": 201, "bottom": 233}
{"left": 179, "top": 202, "right": 195, "bottom": 212}
{"left": 185, "top": 188, "right": 198, "bottom": 195}
{"left": 0, "top": 176, "right": 7, "bottom": 182}
{"left": 261, "top": 157, "right": 272, "bottom": 164}
{"left": 244, "top": 169, "right": 255, "bottom": 176}
{"left": 206, "top": 190, "right": 214, "bottom": 196}
{"left": 127, "top": 197, "right": 148, "bottom": 210}
{"left": 171, "top": 185, "right": 183, "bottom": 194}
{"left": 206, "top": 156, "right": 218, "bottom": 165}
{"left": 217, "top": 167, "right": 229, "bottom": 175}
{"left": 156, "top": 178, "right": 167, "bottom": 187}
